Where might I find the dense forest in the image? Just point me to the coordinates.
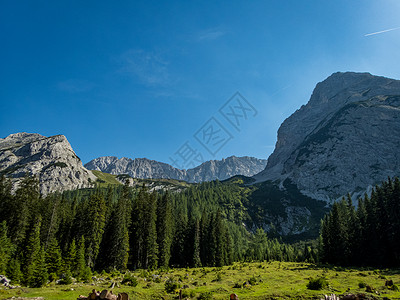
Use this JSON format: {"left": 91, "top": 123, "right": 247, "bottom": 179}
{"left": 320, "top": 177, "right": 400, "bottom": 267}
{"left": 1, "top": 174, "right": 399, "bottom": 288}
{"left": 0, "top": 175, "right": 315, "bottom": 288}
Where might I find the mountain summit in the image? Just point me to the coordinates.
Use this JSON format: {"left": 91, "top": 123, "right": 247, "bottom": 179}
{"left": 0, "top": 132, "right": 96, "bottom": 195}
{"left": 255, "top": 72, "right": 400, "bottom": 201}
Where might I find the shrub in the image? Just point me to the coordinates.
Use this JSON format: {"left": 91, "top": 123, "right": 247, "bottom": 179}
{"left": 165, "top": 278, "right": 180, "bottom": 294}
{"left": 233, "top": 282, "right": 241, "bottom": 288}
{"left": 121, "top": 273, "right": 138, "bottom": 287}
{"left": 307, "top": 277, "right": 328, "bottom": 290}
{"left": 49, "top": 272, "right": 58, "bottom": 282}
{"left": 358, "top": 282, "right": 366, "bottom": 288}
{"left": 181, "top": 289, "right": 196, "bottom": 298}
{"left": 198, "top": 291, "right": 213, "bottom": 300}
{"left": 59, "top": 270, "right": 73, "bottom": 285}
{"left": 249, "top": 275, "right": 258, "bottom": 286}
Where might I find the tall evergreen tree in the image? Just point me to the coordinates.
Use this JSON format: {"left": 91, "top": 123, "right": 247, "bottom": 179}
{"left": 85, "top": 193, "right": 106, "bottom": 269}
{"left": 76, "top": 236, "right": 87, "bottom": 280}
{"left": 0, "top": 221, "right": 14, "bottom": 274}
{"left": 45, "top": 237, "right": 62, "bottom": 276}
{"left": 145, "top": 192, "right": 158, "bottom": 269}
{"left": 23, "top": 216, "right": 44, "bottom": 287}
{"left": 192, "top": 218, "right": 202, "bottom": 268}
{"left": 157, "top": 192, "right": 173, "bottom": 268}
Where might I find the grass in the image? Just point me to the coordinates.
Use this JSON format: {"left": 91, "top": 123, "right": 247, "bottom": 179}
{"left": 1, "top": 261, "right": 400, "bottom": 300}
{"left": 91, "top": 170, "right": 122, "bottom": 186}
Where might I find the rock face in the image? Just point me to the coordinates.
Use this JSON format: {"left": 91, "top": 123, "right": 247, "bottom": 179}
{"left": 85, "top": 156, "right": 267, "bottom": 183}
{"left": 0, "top": 132, "right": 96, "bottom": 195}
{"left": 255, "top": 72, "right": 400, "bottom": 202}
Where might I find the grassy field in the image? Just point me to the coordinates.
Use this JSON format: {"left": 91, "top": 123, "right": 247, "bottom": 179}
{"left": 1, "top": 261, "right": 400, "bottom": 300}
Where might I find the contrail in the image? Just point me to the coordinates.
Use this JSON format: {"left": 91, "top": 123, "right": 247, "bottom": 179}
{"left": 364, "top": 26, "right": 400, "bottom": 37}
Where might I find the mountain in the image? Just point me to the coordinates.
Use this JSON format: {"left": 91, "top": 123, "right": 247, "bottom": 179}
{"left": 85, "top": 155, "right": 267, "bottom": 183}
{"left": 254, "top": 72, "right": 400, "bottom": 202}
{"left": 0, "top": 132, "right": 96, "bottom": 195}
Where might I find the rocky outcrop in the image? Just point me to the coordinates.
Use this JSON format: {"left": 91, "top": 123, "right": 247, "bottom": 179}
{"left": 255, "top": 72, "right": 400, "bottom": 202}
{"left": 85, "top": 156, "right": 267, "bottom": 183}
{"left": 0, "top": 132, "right": 96, "bottom": 195}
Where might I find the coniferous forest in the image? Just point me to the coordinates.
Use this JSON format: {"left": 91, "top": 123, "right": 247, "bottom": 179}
{"left": 1, "top": 175, "right": 400, "bottom": 289}
{"left": 0, "top": 175, "right": 315, "bottom": 288}
{"left": 320, "top": 177, "right": 400, "bottom": 267}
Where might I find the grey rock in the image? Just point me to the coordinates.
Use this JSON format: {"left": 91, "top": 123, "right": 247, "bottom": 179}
{"left": 85, "top": 156, "right": 267, "bottom": 183}
{"left": 0, "top": 133, "right": 96, "bottom": 195}
{"left": 254, "top": 72, "right": 400, "bottom": 202}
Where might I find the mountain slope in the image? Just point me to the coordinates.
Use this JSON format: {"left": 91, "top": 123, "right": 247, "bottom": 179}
{"left": 255, "top": 72, "right": 400, "bottom": 202}
{"left": 0, "top": 132, "right": 96, "bottom": 195}
{"left": 85, "top": 155, "right": 267, "bottom": 183}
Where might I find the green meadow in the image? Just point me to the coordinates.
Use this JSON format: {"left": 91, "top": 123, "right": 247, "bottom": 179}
{"left": 2, "top": 261, "right": 400, "bottom": 300}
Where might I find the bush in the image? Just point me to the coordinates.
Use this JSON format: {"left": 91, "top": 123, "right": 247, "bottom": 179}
{"left": 80, "top": 266, "right": 92, "bottom": 283}
{"left": 49, "top": 272, "right": 58, "bottom": 282}
{"left": 59, "top": 270, "right": 73, "bottom": 285}
{"left": 121, "top": 273, "right": 138, "bottom": 287}
{"left": 165, "top": 278, "right": 180, "bottom": 294}
{"left": 181, "top": 289, "right": 196, "bottom": 298}
{"left": 233, "top": 282, "right": 241, "bottom": 288}
{"left": 307, "top": 277, "right": 328, "bottom": 290}
{"left": 198, "top": 291, "right": 213, "bottom": 300}
{"left": 248, "top": 275, "right": 258, "bottom": 285}
{"left": 358, "top": 282, "right": 366, "bottom": 288}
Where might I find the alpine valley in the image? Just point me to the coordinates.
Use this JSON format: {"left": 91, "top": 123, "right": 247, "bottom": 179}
{"left": 1, "top": 72, "right": 400, "bottom": 240}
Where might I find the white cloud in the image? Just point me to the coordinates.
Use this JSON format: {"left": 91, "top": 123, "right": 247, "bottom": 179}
{"left": 197, "top": 28, "right": 226, "bottom": 41}
{"left": 118, "top": 49, "right": 171, "bottom": 86}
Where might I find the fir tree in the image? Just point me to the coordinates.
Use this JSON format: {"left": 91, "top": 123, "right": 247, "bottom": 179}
{"left": 192, "top": 219, "right": 202, "bottom": 267}
{"left": 85, "top": 193, "right": 106, "bottom": 269}
{"left": 157, "top": 192, "right": 173, "bottom": 268}
{"left": 23, "top": 216, "right": 43, "bottom": 287}
{"left": 64, "top": 239, "right": 77, "bottom": 273}
{"left": 0, "top": 221, "right": 14, "bottom": 274}
{"left": 76, "top": 236, "right": 87, "bottom": 280}
{"left": 45, "top": 237, "right": 62, "bottom": 275}
{"left": 145, "top": 192, "right": 158, "bottom": 269}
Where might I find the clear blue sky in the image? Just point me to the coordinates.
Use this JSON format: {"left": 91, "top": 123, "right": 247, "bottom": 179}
{"left": 1, "top": 1, "right": 400, "bottom": 168}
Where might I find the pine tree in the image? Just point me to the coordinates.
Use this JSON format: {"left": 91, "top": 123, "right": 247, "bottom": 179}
{"left": 0, "top": 221, "right": 14, "bottom": 274}
{"left": 64, "top": 239, "right": 77, "bottom": 273}
{"left": 7, "top": 258, "right": 23, "bottom": 284}
{"left": 45, "top": 237, "right": 62, "bottom": 276}
{"left": 192, "top": 219, "right": 202, "bottom": 267}
{"left": 23, "top": 216, "right": 43, "bottom": 287}
{"left": 76, "top": 236, "right": 87, "bottom": 280}
{"left": 85, "top": 193, "right": 106, "bottom": 269}
{"left": 157, "top": 192, "right": 173, "bottom": 268}
{"left": 107, "top": 180, "right": 131, "bottom": 270}
{"left": 145, "top": 192, "right": 158, "bottom": 269}
{"left": 10, "top": 175, "right": 41, "bottom": 249}
{"left": 31, "top": 246, "right": 48, "bottom": 287}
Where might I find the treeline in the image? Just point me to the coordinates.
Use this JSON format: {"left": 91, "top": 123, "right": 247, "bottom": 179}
{"left": 320, "top": 177, "right": 400, "bottom": 267}
{"left": 0, "top": 175, "right": 316, "bottom": 287}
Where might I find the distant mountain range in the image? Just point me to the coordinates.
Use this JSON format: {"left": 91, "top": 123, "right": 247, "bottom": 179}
{"left": 84, "top": 155, "right": 267, "bottom": 183}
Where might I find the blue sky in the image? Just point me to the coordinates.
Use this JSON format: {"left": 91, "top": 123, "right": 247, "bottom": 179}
{"left": 1, "top": 1, "right": 400, "bottom": 168}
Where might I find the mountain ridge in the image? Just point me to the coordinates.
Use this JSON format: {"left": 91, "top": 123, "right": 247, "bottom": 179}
{"left": 85, "top": 155, "right": 267, "bottom": 183}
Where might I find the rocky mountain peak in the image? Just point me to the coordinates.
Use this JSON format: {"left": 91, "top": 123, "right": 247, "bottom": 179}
{"left": 0, "top": 132, "right": 96, "bottom": 195}
{"left": 255, "top": 71, "right": 400, "bottom": 202}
